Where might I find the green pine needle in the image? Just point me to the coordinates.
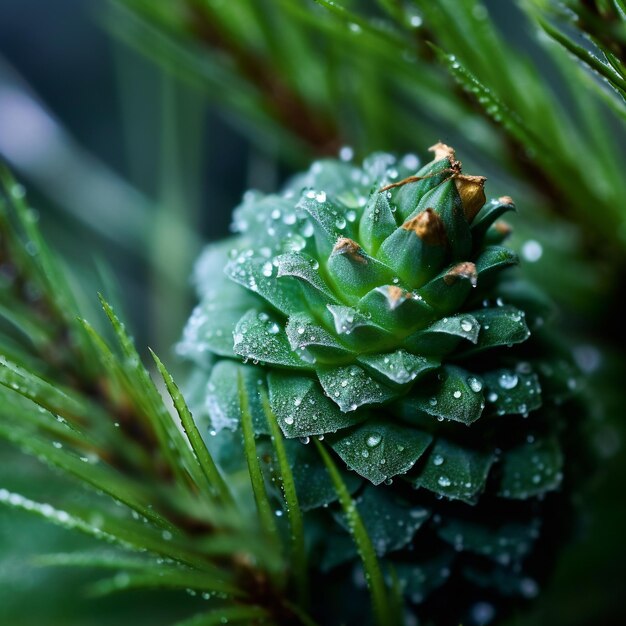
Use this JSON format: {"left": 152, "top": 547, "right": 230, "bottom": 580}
{"left": 237, "top": 372, "right": 280, "bottom": 542}
{"left": 314, "top": 439, "right": 395, "bottom": 626}
{"left": 261, "top": 388, "right": 308, "bottom": 606}
{"left": 172, "top": 606, "right": 270, "bottom": 626}
{"left": 151, "top": 349, "right": 235, "bottom": 506}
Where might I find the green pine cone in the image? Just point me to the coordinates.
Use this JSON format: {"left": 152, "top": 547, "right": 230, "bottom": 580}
{"left": 180, "top": 145, "right": 585, "bottom": 625}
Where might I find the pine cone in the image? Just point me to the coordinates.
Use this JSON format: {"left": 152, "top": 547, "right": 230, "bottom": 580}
{"left": 180, "top": 145, "right": 584, "bottom": 625}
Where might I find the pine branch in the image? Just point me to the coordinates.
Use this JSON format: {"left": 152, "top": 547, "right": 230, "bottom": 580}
{"left": 527, "top": 0, "right": 626, "bottom": 103}
{"left": 183, "top": 0, "right": 341, "bottom": 154}
{"left": 0, "top": 170, "right": 322, "bottom": 625}
{"left": 107, "top": 0, "right": 626, "bottom": 290}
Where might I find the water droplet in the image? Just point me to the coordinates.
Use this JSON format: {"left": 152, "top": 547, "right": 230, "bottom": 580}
{"left": 453, "top": 390, "right": 462, "bottom": 399}
{"left": 409, "top": 13, "right": 423, "bottom": 28}
{"left": 498, "top": 373, "right": 518, "bottom": 389}
{"left": 573, "top": 344, "right": 601, "bottom": 373}
{"left": 315, "top": 190, "right": 327, "bottom": 203}
{"left": 11, "top": 183, "right": 25, "bottom": 199}
{"left": 366, "top": 433, "right": 382, "bottom": 448}
{"left": 433, "top": 454, "right": 444, "bottom": 466}
{"left": 520, "top": 577, "right": 539, "bottom": 598}
{"left": 522, "top": 240, "right": 543, "bottom": 263}
{"left": 438, "top": 476, "right": 451, "bottom": 487}
{"left": 302, "top": 220, "right": 314, "bottom": 238}
{"left": 339, "top": 146, "right": 354, "bottom": 161}
{"left": 460, "top": 318, "right": 474, "bottom": 332}
{"left": 467, "top": 376, "right": 483, "bottom": 392}
{"left": 401, "top": 154, "right": 419, "bottom": 170}
{"left": 335, "top": 217, "right": 346, "bottom": 230}
{"left": 471, "top": 601, "right": 495, "bottom": 625}
{"left": 284, "top": 416, "right": 295, "bottom": 425}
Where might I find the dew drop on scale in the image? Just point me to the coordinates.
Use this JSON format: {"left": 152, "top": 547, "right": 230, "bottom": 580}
{"left": 467, "top": 376, "right": 483, "bottom": 392}
{"left": 366, "top": 433, "right": 382, "bottom": 448}
{"left": 460, "top": 318, "right": 474, "bottom": 332}
{"left": 499, "top": 373, "right": 518, "bottom": 389}
{"left": 302, "top": 220, "right": 314, "bottom": 238}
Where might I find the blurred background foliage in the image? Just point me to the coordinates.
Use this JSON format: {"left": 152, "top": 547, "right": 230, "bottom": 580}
{"left": 0, "top": 0, "right": 624, "bottom": 624}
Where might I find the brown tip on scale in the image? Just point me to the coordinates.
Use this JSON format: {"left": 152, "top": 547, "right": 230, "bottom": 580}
{"left": 444, "top": 262, "right": 477, "bottom": 287}
{"left": 386, "top": 285, "right": 411, "bottom": 309}
{"left": 429, "top": 142, "right": 456, "bottom": 163}
{"left": 402, "top": 208, "right": 447, "bottom": 246}
{"left": 498, "top": 195, "right": 515, "bottom": 206}
{"left": 454, "top": 175, "right": 487, "bottom": 222}
{"left": 494, "top": 220, "right": 512, "bottom": 236}
{"left": 332, "top": 237, "right": 367, "bottom": 263}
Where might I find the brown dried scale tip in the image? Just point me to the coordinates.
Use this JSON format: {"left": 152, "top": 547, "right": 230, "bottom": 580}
{"left": 402, "top": 209, "right": 447, "bottom": 246}
{"left": 380, "top": 144, "right": 459, "bottom": 192}
{"left": 429, "top": 142, "right": 456, "bottom": 163}
{"left": 386, "top": 285, "right": 411, "bottom": 309}
{"left": 454, "top": 175, "right": 487, "bottom": 222}
{"left": 498, "top": 195, "right": 515, "bottom": 206}
{"left": 444, "top": 262, "right": 477, "bottom": 287}
{"left": 332, "top": 237, "right": 367, "bottom": 263}
{"left": 494, "top": 221, "right": 512, "bottom": 236}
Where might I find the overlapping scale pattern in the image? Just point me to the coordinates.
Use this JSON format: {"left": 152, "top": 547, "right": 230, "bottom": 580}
{"left": 180, "top": 145, "right": 584, "bottom": 625}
